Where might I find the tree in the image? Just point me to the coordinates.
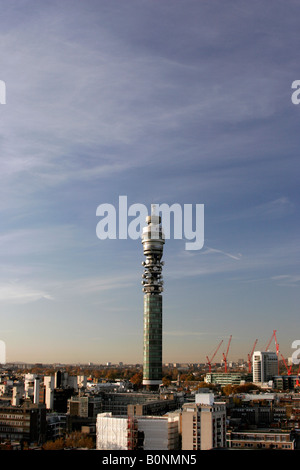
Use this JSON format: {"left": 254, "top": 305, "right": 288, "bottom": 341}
{"left": 43, "top": 432, "right": 94, "bottom": 450}
{"left": 222, "top": 384, "right": 236, "bottom": 396}
{"left": 234, "top": 383, "right": 260, "bottom": 393}
{"left": 64, "top": 431, "right": 94, "bottom": 449}
{"left": 130, "top": 372, "right": 143, "bottom": 389}
{"left": 43, "top": 437, "right": 65, "bottom": 450}
{"left": 162, "top": 375, "right": 172, "bottom": 387}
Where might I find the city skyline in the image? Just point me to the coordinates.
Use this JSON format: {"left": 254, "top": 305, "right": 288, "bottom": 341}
{"left": 0, "top": 1, "right": 299, "bottom": 366}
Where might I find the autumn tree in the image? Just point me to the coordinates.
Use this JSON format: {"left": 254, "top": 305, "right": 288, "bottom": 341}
{"left": 162, "top": 375, "right": 172, "bottom": 387}
{"left": 64, "top": 431, "right": 94, "bottom": 449}
{"left": 43, "top": 437, "right": 65, "bottom": 450}
{"left": 43, "top": 432, "right": 94, "bottom": 450}
{"left": 130, "top": 372, "right": 143, "bottom": 389}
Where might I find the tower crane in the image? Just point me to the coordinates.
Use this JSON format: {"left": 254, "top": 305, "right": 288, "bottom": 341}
{"left": 281, "top": 354, "right": 292, "bottom": 376}
{"left": 295, "top": 365, "right": 300, "bottom": 387}
{"left": 206, "top": 340, "right": 223, "bottom": 373}
{"left": 222, "top": 335, "right": 232, "bottom": 373}
{"left": 265, "top": 330, "right": 279, "bottom": 355}
{"left": 265, "top": 329, "right": 280, "bottom": 375}
{"left": 265, "top": 330, "right": 276, "bottom": 351}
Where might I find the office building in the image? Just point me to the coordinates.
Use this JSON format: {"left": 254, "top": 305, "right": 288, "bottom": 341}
{"left": 205, "top": 372, "right": 252, "bottom": 386}
{"left": 252, "top": 351, "right": 278, "bottom": 384}
{"left": 67, "top": 395, "right": 102, "bottom": 418}
{"left": 272, "top": 375, "right": 300, "bottom": 391}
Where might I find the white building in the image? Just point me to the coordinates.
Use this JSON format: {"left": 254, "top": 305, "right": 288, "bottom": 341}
{"left": 24, "top": 373, "right": 36, "bottom": 398}
{"left": 44, "top": 376, "right": 54, "bottom": 410}
{"left": 96, "top": 413, "right": 129, "bottom": 450}
{"left": 252, "top": 351, "right": 278, "bottom": 384}
{"left": 134, "top": 415, "right": 179, "bottom": 450}
{"left": 33, "top": 377, "right": 40, "bottom": 404}
{"left": 12, "top": 383, "right": 24, "bottom": 406}
{"left": 96, "top": 412, "right": 180, "bottom": 450}
{"left": 77, "top": 375, "right": 87, "bottom": 389}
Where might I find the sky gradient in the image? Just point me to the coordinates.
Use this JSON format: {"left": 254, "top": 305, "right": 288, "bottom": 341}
{"left": 0, "top": 0, "right": 299, "bottom": 366}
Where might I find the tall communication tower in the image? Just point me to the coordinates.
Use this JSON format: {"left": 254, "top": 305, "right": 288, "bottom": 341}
{"left": 141, "top": 205, "right": 165, "bottom": 390}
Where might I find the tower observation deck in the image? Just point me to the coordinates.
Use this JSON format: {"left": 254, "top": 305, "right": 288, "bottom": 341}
{"left": 141, "top": 205, "right": 165, "bottom": 390}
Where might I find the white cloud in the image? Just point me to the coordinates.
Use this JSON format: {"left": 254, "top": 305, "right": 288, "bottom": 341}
{"left": 271, "top": 274, "right": 300, "bottom": 287}
{"left": 0, "top": 280, "right": 53, "bottom": 304}
{"left": 223, "top": 197, "right": 295, "bottom": 222}
{"left": 200, "top": 246, "right": 242, "bottom": 261}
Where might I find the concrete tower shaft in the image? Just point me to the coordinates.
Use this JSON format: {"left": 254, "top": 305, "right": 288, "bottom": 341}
{"left": 141, "top": 205, "right": 165, "bottom": 389}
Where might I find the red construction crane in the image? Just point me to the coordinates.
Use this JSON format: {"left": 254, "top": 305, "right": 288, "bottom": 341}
{"left": 206, "top": 340, "right": 223, "bottom": 373}
{"left": 273, "top": 330, "right": 280, "bottom": 375}
{"left": 281, "top": 354, "right": 292, "bottom": 375}
{"left": 265, "top": 330, "right": 279, "bottom": 354}
{"left": 247, "top": 339, "right": 258, "bottom": 373}
{"left": 265, "top": 330, "right": 277, "bottom": 351}
{"left": 295, "top": 365, "right": 300, "bottom": 387}
{"left": 273, "top": 330, "right": 279, "bottom": 356}
{"left": 222, "top": 335, "right": 232, "bottom": 373}
{"left": 265, "top": 329, "right": 280, "bottom": 375}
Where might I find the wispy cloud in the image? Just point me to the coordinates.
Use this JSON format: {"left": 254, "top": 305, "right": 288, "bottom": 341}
{"left": 201, "top": 246, "right": 242, "bottom": 261}
{"left": 0, "top": 225, "right": 84, "bottom": 257}
{"left": 0, "top": 271, "right": 137, "bottom": 305}
{"left": 223, "top": 197, "right": 295, "bottom": 222}
{"left": 165, "top": 330, "right": 208, "bottom": 337}
{"left": 0, "top": 280, "right": 53, "bottom": 304}
{"left": 271, "top": 274, "right": 300, "bottom": 287}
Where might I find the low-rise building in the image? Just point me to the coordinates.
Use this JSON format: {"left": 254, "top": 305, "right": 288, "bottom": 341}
{"left": 204, "top": 372, "right": 252, "bottom": 386}
{"left": 227, "top": 429, "right": 296, "bottom": 450}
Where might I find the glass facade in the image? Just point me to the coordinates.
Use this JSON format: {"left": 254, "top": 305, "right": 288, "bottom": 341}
{"left": 143, "top": 294, "right": 162, "bottom": 383}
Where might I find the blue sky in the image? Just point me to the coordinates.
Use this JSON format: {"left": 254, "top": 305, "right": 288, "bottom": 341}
{"left": 0, "top": 0, "right": 299, "bottom": 365}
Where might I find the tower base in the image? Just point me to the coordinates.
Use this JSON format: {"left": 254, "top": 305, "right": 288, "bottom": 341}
{"left": 143, "top": 379, "right": 161, "bottom": 391}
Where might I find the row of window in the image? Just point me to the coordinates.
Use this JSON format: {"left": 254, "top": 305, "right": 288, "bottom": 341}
{"left": 230, "top": 442, "right": 292, "bottom": 449}
{"left": 0, "top": 414, "right": 28, "bottom": 419}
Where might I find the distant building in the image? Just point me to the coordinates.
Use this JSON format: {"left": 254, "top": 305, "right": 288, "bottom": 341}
{"left": 53, "top": 388, "right": 74, "bottom": 413}
{"left": 204, "top": 372, "right": 252, "bottom": 386}
{"left": 67, "top": 395, "right": 102, "bottom": 418}
{"left": 12, "top": 383, "right": 24, "bottom": 406}
{"left": 100, "top": 391, "right": 179, "bottom": 416}
{"left": 272, "top": 375, "right": 300, "bottom": 391}
{"left": 44, "top": 376, "right": 54, "bottom": 409}
{"left": 46, "top": 413, "right": 67, "bottom": 441}
{"left": 252, "top": 351, "right": 278, "bottom": 384}
{"left": 181, "top": 394, "right": 226, "bottom": 450}
{"left": 68, "top": 396, "right": 89, "bottom": 418}
{"left": 24, "top": 373, "right": 36, "bottom": 398}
